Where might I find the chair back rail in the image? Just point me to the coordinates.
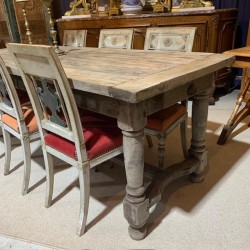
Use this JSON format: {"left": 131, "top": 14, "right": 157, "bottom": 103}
{"left": 0, "top": 56, "right": 25, "bottom": 130}
{"left": 63, "top": 30, "right": 87, "bottom": 47}
{"left": 144, "top": 27, "right": 197, "bottom": 52}
{"left": 98, "top": 28, "right": 135, "bottom": 49}
{"left": 0, "top": 55, "right": 41, "bottom": 195}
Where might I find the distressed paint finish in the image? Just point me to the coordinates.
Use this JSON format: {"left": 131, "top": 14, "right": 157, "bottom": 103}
{"left": 144, "top": 27, "right": 196, "bottom": 52}
{"left": 0, "top": 46, "right": 234, "bottom": 240}
{"left": 63, "top": 30, "right": 87, "bottom": 47}
{"left": 98, "top": 29, "right": 135, "bottom": 49}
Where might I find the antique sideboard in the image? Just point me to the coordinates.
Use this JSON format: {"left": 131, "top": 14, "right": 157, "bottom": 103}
{"left": 56, "top": 8, "right": 238, "bottom": 91}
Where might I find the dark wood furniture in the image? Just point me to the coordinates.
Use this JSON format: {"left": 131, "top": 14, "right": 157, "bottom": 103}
{"left": 56, "top": 9, "right": 237, "bottom": 92}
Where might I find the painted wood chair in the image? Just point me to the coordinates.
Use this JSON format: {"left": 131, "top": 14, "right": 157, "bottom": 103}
{"left": 144, "top": 27, "right": 196, "bottom": 52}
{"left": 7, "top": 43, "right": 123, "bottom": 236}
{"left": 63, "top": 30, "right": 87, "bottom": 47}
{"left": 98, "top": 28, "right": 134, "bottom": 49}
{"left": 0, "top": 56, "right": 39, "bottom": 195}
{"left": 144, "top": 27, "right": 196, "bottom": 168}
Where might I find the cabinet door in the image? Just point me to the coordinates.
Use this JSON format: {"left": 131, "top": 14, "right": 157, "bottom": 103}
{"left": 13, "top": 1, "right": 49, "bottom": 44}
{"left": 246, "top": 20, "right": 250, "bottom": 46}
{"left": 0, "top": 1, "right": 10, "bottom": 46}
{"left": 217, "top": 16, "right": 237, "bottom": 53}
{"left": 215, "top": 10, "right": 237, "bottom": 89}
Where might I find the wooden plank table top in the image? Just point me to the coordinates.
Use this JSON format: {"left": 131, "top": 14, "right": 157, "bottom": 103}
{"left": 0, "top": 46, "right": 235, "bottom": 240}
{"left": 0, "top": 47, "right": 234, "bottom": 103}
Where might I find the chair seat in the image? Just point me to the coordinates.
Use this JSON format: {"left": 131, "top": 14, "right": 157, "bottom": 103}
{"left": 44, "top": 112, "right": 122, "bottom": 160}
{"left": 146, "top": 103, "right": 186, "bottom": 131}
{"left": 2, "top": 103, "right": 38, "bottom": 133}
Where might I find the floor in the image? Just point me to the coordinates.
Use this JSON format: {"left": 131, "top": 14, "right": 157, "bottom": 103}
{"left": 0, "top": 235, "right": 56, "bottom": 250}
{"left": 0, "top": 88, "right": 249, "bottom": 250}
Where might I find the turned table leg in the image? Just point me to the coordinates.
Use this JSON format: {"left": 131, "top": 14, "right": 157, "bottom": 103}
{"left": 189, "top": 88, "right": 211, "bottom": 183}
{"left": 117, "top": 102, "right": 149, "bottom": 240}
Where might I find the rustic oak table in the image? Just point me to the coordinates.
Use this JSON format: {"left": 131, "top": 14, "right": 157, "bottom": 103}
{"left": 217, "top": 46, "right": 250, "bottom": 145}
{"left": 0, "top": 47, "right": 234, "bottom": 240}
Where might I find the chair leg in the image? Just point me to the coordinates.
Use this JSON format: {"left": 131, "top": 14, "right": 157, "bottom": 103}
{"left": 43, "top": 150, "right": 54, "bottom": 208}
{"left": 76, "top": 165, "right": 90, "bottom": 236}
{"left": 2, "top": 129, "right": 11, "bottom": 175}
{"left": 145, "top": 135, "right": 153, "bottom": 147}
{"left": 180, "top": 117, "right": 188, "bottom": 158}
{"left": 21, "top": 137, "right": 31, "bottom": 195}
{"left": 157, "top": 133, "right": 166, "bottom": 169}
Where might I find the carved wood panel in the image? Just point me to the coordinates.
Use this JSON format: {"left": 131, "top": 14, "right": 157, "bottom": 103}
{"left": 13, "top": 0, "right": 49, "bottom": 45}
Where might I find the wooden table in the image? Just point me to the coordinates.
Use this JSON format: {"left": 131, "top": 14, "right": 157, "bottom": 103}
{"left": 217, "top": 46, "right": 250, "bottom": 145}
{"left": 0, "top": 47, "right": 234, "bottom": 240}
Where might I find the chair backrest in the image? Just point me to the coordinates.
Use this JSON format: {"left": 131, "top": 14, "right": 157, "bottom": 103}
{"left": 63, "top": 30, "right": 87, "bottom": 47}
{"left": 98, "top": 29, "right": 134, "bottom": 49}
{"left": 144, "top": 27, "right": 196, "bottom": 52}
{"left": 7, "top": 43, "right": 88, "bottom": 162}
{"left": 0, "top": 56, "right": 26, "bottom": 129}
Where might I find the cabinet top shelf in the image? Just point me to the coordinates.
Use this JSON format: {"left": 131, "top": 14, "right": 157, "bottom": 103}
{"left": 57, "top": 8, "right": 238, "bottom": 23}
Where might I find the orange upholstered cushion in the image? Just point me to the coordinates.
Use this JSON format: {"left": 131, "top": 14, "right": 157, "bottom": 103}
{"left": 2, "top": 103, "right": 38, "bottom": 133}
{"left": 146, "top": 103, "right": 186, "bottom": 131}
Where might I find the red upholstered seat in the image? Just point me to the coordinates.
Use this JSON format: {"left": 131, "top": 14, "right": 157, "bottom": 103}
{"left": 44, "top": 112, "right": 122, "bottom": 160}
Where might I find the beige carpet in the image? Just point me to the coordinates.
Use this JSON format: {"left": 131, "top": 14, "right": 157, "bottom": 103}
{"left": 0, "top": 89, "right": 249, "bottom": 250}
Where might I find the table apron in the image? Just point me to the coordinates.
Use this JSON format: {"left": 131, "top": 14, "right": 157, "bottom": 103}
{"left": 74, "top": 73, "right": 213, "bottom": 118}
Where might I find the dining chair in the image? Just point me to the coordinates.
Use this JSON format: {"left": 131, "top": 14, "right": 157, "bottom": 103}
{"left": 7, "top": 43, "right": 123, "bottom": 236}
{"left": 144, "top": 27, "right": 196, "bottom": 52}
{"left": 144, "top": 27, "right": 197, "bottom": 168}
{"left": 0, "top": 56, "right": 39, "bottom": 195}
{"left": 63, "top": 30, "right": 87, "bottom": 47}
{"left": 98, "top": 28, "right": 134, "bottom": 49}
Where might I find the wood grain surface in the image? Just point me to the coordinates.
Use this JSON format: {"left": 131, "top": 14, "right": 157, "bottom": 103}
{"left": 0, "top": 46, "right": 234, "bottom": 103}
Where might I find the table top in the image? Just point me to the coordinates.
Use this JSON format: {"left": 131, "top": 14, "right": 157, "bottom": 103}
{"left": 223, "top": 46, "right": 250, "bottom": 57}
{"left": 223, "top": 46, "right": 250, "bottom": 68}
{"left": 0, "top": 47, "right": 234, "bottom": 103}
